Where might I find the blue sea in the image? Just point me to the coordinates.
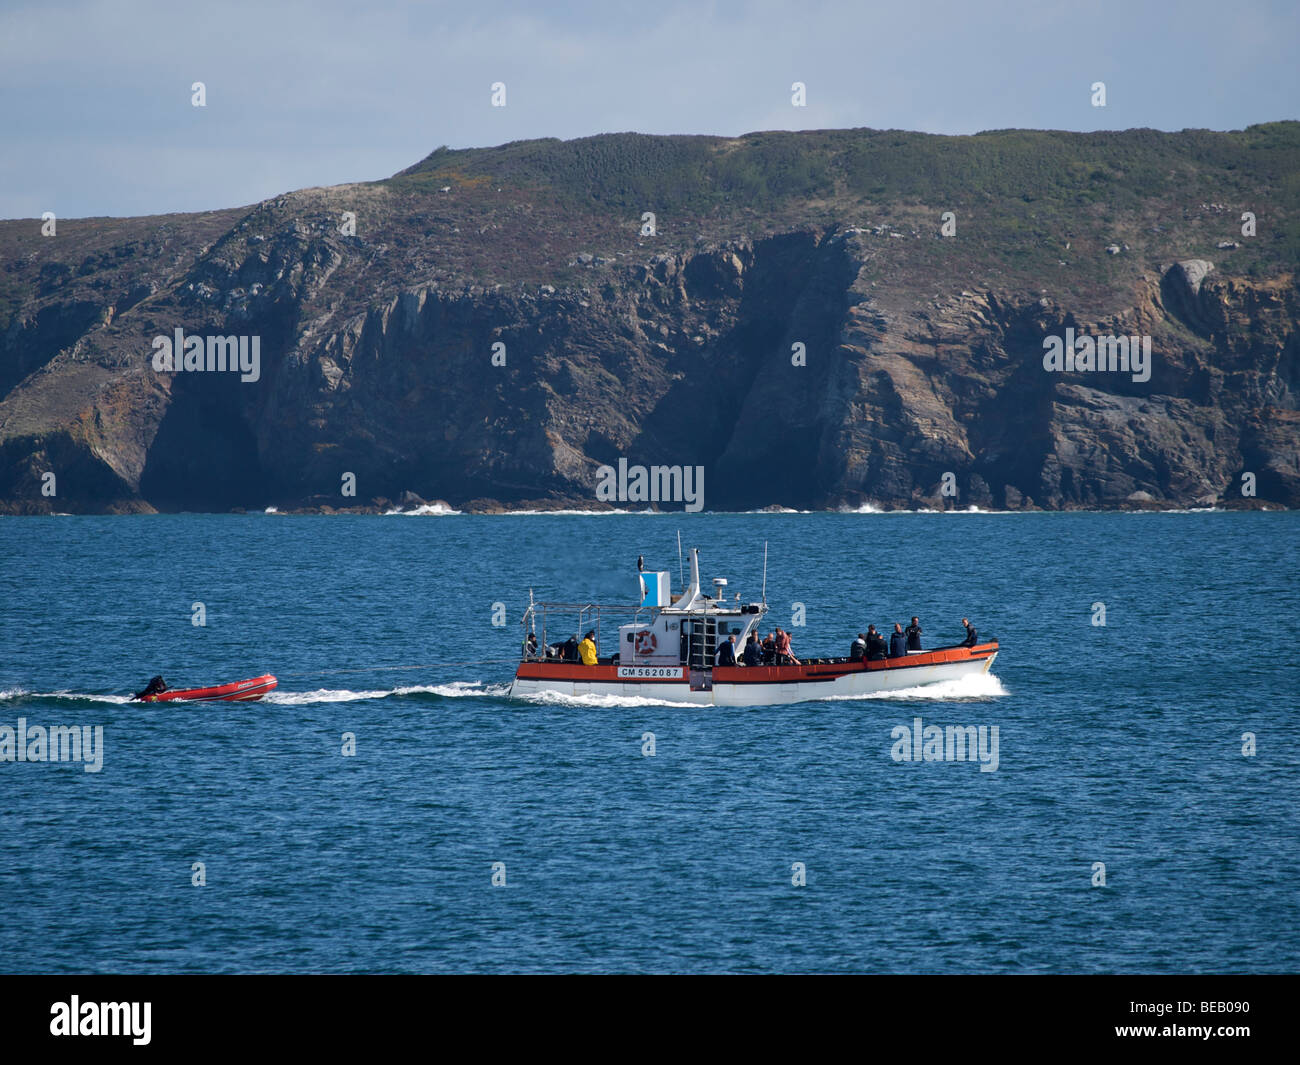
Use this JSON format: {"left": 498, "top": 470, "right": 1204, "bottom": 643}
{"left": 1, "top": 511, "right": 1297, "bottom": 974}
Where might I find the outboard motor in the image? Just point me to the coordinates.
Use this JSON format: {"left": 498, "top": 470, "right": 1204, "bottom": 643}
{"left": 133, "top": 675, "right": 167, "bottom": 700}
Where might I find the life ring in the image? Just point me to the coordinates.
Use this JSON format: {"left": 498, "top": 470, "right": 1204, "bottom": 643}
{"left": 634, "top": 629, "right": 658, "bottom": 656}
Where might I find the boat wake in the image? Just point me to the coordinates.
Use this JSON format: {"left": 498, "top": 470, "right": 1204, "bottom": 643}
{"left": 822, "top": 672, "right": 1009, "bottom": 701}
{"left": 0, "top": 681, "right": 512, "bottom": 707}
{"left": 0, "top": 688, "right": 132, "bottom": 705}
{"left": 262, "top": 681, "right": 509, "bottom": 705}
{"left": 2, "top": 674, "right": 1003, "bottom": 709}
{"left": 510, "top": 671, "right": 1008, "bottom": 708}
{"left": 513, "top": 689, "right": 702, "bottom": 709}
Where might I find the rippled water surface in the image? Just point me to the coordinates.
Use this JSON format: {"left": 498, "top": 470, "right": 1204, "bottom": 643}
{"left": 1, "top": 511, "right": 1296, "bottom": 973}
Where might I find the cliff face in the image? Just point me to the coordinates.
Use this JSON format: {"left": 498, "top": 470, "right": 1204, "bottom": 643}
{"left": 1, "top": 126, "right": 1297, "bottom": 513}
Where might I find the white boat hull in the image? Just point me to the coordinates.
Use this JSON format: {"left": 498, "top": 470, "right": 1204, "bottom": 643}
{"left": 510, "top": 650, "right": 997, "bottom": 706}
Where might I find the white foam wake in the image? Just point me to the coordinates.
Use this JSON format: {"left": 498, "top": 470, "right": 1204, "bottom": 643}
{"left": 398, "top": 681, "right": 507, "bottom": 698}
{"left": 383, "top": 503, "right": 462, "bottom": 516}
{"left": 262, "top": 681, "right": 507, "bottom": 704}
{"left": 0, "top": 682, "right": 511, "bottom": 707}
{"left": 0, "top": 689, "right": 132, "bottom": 704}
{"left": 823, "top": 672, "right": 1009, "bottom": 701}
{"left": 513, "top": 689, "right": 701, "bottom": 709}
{"left": 511, "top": 672, "right": 1007, "bottom": 708}
{"left": 263, "top": 688, "right": 391, "bottom": 704}
{"left": 493, "top": 508, "right": 659, "bottom": 516}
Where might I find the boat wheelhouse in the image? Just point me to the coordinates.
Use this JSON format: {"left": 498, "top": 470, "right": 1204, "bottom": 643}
{"left": 509, "top": 547, "right": 999, "bottom": 706}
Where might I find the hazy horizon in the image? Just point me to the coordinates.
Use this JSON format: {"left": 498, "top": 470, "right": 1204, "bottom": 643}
{"left": 2, "top": 0, "right": 1297, "bottom": 220}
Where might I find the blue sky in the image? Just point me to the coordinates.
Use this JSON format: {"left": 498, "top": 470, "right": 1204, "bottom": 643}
{"left": 1, "top": 0, "right": 1296, "bottom": 219}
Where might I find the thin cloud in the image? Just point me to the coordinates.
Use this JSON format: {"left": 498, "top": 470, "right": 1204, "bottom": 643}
{"left": 1, "top": 0, "right": 1296, "bottom": 217}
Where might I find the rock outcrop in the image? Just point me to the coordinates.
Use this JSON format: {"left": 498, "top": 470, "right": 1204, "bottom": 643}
{"left": 1, "top": 126, "right": 1297, "bottom": 512}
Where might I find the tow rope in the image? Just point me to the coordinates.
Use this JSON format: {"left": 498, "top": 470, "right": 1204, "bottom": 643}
{"left": 278, "top": 658, "right": 521, "bottom": 678}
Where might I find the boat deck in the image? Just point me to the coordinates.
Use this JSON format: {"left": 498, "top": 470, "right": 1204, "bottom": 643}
{"left": 515, "top": 640, "right": 999, "bottom": 684}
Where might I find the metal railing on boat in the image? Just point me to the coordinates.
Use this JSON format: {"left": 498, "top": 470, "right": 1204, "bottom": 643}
{"left": 520, "top": 599, "right": 670, "bottom": 661}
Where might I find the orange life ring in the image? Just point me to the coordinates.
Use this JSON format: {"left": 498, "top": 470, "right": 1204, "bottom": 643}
{"left": 634, "top": 629, "right": 658, "bottom": 655}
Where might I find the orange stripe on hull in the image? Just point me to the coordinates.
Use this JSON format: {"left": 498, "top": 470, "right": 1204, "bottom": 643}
{"left": 514, "top": 643, "right": 998, "bottom": 684}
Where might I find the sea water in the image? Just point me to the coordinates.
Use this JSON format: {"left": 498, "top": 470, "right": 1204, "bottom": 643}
{"left": 0, "top": 511, "right": 1296, "bottom": 973}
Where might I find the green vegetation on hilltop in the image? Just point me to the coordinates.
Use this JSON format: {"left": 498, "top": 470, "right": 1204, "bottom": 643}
{"left": 390, "top": 123, "right": 1300, "bottom": 264}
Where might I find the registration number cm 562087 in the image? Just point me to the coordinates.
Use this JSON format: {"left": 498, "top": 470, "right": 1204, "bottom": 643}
{"left": 617, "top": 666, "right": 681, "bottom": 679}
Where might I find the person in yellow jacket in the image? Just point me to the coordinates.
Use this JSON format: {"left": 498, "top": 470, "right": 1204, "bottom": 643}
{"left": 578, "top": 629, "right": 599, "bottom": 665}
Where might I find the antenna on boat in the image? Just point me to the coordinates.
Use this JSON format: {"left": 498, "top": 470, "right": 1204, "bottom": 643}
{"left": 677, "top": 530, "right": 684, "bottom": 593}
{"left": 761, "top": 541, "right": 768, "bottom": 606}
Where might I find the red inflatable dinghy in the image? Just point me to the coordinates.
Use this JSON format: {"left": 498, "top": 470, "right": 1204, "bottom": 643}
{"left": 136, "top": 674, "right": 277, "bottom": 702}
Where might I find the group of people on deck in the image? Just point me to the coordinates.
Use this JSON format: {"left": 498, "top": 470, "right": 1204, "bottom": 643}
{"left": 850, "top": 617, "right": 978, "bottom": 661}
{"left": 533, "top": 616, "right": 979, "bottom": 667}
{"left": 716, "top": 617, "right": 982, "bottom": 667}
{"left": 717, "top": 628, "right": 799, "bottom": 667}
{"left": 852, "top": 617, "right": 924, "bottom": 661}
{"left": 537, "top": 630, "right": 601, "bottom": 665}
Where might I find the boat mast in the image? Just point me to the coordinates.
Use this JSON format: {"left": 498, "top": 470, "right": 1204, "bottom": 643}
{"left": 677, "top": 530, "right": 684, "bottom": 595}
{"left": 671, "top": 547, "right": 702, "bottom": 610}
{"left": 761, "top": 541, "right": 768, "bottom": 607}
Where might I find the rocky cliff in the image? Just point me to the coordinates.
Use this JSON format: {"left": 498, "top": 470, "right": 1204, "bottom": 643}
{"left": 1, "top": 125, "right": 1297, "bottom": 512}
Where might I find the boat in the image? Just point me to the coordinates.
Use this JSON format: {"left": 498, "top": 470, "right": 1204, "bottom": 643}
{"left": 509, "top": 548, "right": 998, "bottom": 706}
{"left": 133, "top": 674, "right": 278, "bottom": 702}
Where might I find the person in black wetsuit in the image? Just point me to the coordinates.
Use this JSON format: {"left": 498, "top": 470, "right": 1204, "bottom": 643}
{"left": 850, "top": 633, "right": 867, "bottom": 661}
{"left": 906, "top": 617, "right": 923, "bottom": 651}
{"left": 864, "top": 625, "right": 887, "bottom": 661}
{"left": 132, "top": 676, "right": 167, "bottom": 700}
{"left": 742, "top": 633, "right": 762, "bottom": 667}
{"left": 562, "top": 635, "right": 580, "bottom": 662}
{"left": 961, "top": 618, "right": 978, "bottom": 647}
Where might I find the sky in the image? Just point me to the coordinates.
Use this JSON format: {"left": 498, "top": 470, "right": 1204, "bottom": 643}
{"left": 1, "top": 0, "right": 1297, "bottom": 219}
